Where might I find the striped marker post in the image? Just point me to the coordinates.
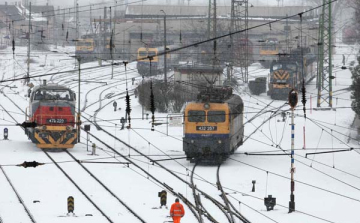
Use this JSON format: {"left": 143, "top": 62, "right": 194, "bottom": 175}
{"left": 67, "top": 196, "right": 74, "bottom": 214}
{"left": 288, "top": 90, "right": 298, "bottom": 213}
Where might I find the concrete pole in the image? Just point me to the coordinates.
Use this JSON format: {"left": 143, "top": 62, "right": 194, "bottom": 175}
{"left": 77, "top": 57, "right": 81, "bottom": 143}
{"left": 27, "top": 2, "right": 31, "bottom": 84}
{"left": 160, "top": 10, "right": 167, "bottom": 85}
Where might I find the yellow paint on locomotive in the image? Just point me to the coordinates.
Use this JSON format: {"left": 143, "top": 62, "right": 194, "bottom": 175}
{"left": 76, "top": 39, "right": 94, "bottom": 52}
{"left": 137, "top": 48, "right": 159, "bottom": 62}
{"left": 184, "top": 103, "right": 230, "bottom": 135}
{"left": 34, "top": 126, "right": 77, "bottom": 149}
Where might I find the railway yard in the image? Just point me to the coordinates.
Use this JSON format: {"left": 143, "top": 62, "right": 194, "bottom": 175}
{"left": 0, "top": 1, "right": 360, "bottom": 223}
{"left": 0, "top": 39, "right": 359, "bottom": 223}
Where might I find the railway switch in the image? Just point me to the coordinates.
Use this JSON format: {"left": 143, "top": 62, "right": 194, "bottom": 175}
{"left": 3, "top": 128, "right": 8, "bottom": 140}
{"left": 252, "top": 180, "right": 256, "bottom": 192}
{"left": 264, "top": 195, "right": 276, "bottom": 211}
{"left": 158, "top": 190, "right": 167, "bottom": 208}
{"left": 67, "top": 196, "right": 74, "bottom": 214}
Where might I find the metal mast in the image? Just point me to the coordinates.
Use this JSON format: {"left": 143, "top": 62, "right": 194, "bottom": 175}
{"left": 208, "top": 0, "right": 218, "bottom": 66}
{"left": 231, "top": 0, "right": 249, "bottom": 83}
{"left": 317, "top": 0, "right": 333, "bottom": 108}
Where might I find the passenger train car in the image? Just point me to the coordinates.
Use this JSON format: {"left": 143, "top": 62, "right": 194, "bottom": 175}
{"left": 268, "top": 47, "right": 316, "bottom": 100}
{"left": 137, "top": 45, "right": 179, "bottom": 76}
{"left": 183, "top": 87, "right": 244, "bottom": 163}
{"left": 25, "top": 81, "right": 78, "bottom": 149}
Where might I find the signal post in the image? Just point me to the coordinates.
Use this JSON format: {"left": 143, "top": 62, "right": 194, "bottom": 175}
{"left": 288, "top": 89, "right": 298, "bottom": 213}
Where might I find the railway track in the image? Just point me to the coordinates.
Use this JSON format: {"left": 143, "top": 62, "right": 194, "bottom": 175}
{"left": 0, "top": 93, "right": 36, "bottom": 223}
{"left": 42, "top": 149, "right": 147, "bottom": 223}
{"left": 0, "top": 166, "right": 37, "bottom": 223}
{"left": 217, "top": 165, "right": 251, "bottom": 223}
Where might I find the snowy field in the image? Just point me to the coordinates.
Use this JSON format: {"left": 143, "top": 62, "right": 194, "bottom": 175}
{"left": 0, "top": 37, "right": 360, "bottom": 223}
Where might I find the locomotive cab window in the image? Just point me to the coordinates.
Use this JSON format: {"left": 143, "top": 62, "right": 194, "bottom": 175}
{"left": 33, "top": 89, "right": 74, "bottom": 101}
{"left": 208, "top": 111, "right": 226, "bottom": 123}
{"left": 188, "top": 110, "right": 205, "bottom": 122}
{"left": 139, "top": 51, "right": 147, "bottom": 57}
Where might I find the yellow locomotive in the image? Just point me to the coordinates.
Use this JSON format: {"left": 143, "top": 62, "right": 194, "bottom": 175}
{"left": 137, "top": 45, "right": 179, "bottom": 76}
{"left": 183, "top": 87, "right": 244, "bottom": 163}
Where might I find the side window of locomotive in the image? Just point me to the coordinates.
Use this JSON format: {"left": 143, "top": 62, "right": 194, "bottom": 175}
{"left": 188, "top": 110, "right": 205, "bottom": 122}
{"left": 208, "top": 111, "right": 226, "bottom": 123}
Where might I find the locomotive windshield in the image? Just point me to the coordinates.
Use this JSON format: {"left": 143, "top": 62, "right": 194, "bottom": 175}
{"left": 208, "top": 111, "right": 225, "bottom": 122}
{"left": 34, "top": 89, "right": 74, "bottom": 101}
{"left": 188, "top": 110, "right": 205, "bottom": 122}
{"left": 271, "top": 62, "right": 297, "bottom": 71}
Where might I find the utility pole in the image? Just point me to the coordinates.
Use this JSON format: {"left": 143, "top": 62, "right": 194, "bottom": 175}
{"left": 27, "top": 2, "right": 31, "bottom": 84}
{"left": 160, "top": 10, "right": 167, "bottom": 85}
{"left": 285, "top": 14, "right": 290, "bottom": 54}
{"left": 110, "top": 7, "right": 114, "bottom": 79}
{"left": 75, "top": 1, "right": 79, "bottom": 40}
{"left": 90, "top": 5, "right": 93, "bottom": 34}
{"left": 77, "top": 57, "right": 81, "bottom": 143}
{"left": 317, "top": 0, "right": 334, "bottom": 108}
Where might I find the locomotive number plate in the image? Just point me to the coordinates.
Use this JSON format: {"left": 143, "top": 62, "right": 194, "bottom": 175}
{"left": 196, "top": 126, "right": 217, "bottom": 131}
{"left": 47, "top": 118, "right": 67, "bottom": 124}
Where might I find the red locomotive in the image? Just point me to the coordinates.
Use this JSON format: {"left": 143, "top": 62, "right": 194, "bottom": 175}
{"left": 25, "top": 81, "right": 78, "bottom": 149}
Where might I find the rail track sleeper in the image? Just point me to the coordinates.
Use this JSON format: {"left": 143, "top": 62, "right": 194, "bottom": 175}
{"left": 84, "top": 129, "right": 201, "bottom": 222}
{"left": 42, "top": 150, "right": 114, "bottom": 223}
{"left": 65, "top": 150, "right": 147, "bottom": 223}
{"left": 0, "top": 166, "right": 36, "bottom": 223}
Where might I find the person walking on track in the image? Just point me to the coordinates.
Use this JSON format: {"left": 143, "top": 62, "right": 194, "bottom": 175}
{"left": 170, "top": 198, "right": 185, "bottom": 223}
{"left": 113, "top": 101, "right": 117, "bottom": 112}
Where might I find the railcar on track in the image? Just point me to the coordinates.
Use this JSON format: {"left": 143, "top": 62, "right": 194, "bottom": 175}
{"left": 268, "top": 47, "right": 316, "bottom": 100}
{"left": 136, "top": 45, "right": 179, "bottom": 76}
{"left": 25, "top": 81, "right": 77, "bottom": 149}
{"left": 183, "top": 87, "right": 244, "bottom": 163}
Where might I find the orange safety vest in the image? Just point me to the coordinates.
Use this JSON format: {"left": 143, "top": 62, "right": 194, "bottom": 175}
{"left": 170, "top": 202, "right": 185, "bottom": 217}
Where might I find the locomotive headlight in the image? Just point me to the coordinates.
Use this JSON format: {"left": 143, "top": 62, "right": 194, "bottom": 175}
{"left": 42, "top": 125, "right": 47, "bottom": 131}
{"left": 66, "top": 126, "right": 73, "bottom": 131}
{"left": 204, "top": 103, "right": 210, "bottom": 110}
{"left": 218, "top": 140, "right": 222, "bottom": 144}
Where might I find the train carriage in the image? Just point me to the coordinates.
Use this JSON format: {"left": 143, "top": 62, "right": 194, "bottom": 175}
{"left": 137, "top": 45, "right": 179, "bottom": 76}
{"left": 183, "top": 87, "right": 244, "bottom": 163}
{"left": 25, "top": 81, "right": 77, "bottom": 149}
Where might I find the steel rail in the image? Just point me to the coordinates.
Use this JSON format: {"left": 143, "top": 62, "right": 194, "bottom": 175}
{"left": 65, "top": 150, "right": 147, "bottom": 223}
{"left": 217, "top": 165, "right": 251, "bottom": 223}
{"left": 0, "top": 166, "right": 36, "bottom": 223}
{"left": 84, "top": 129, "right": 202, "bottom": 222}
{"left": 42, "top": 150, "right": 114, "bottom": 223}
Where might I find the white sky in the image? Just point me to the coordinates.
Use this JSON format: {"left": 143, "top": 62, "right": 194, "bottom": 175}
{"left": 5, "top": 0, "right": 313, "bottom": 8}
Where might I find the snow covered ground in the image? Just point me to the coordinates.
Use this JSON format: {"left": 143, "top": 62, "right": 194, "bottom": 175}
{"left": 0, "top": 31, "right": 360, "bottom": 223}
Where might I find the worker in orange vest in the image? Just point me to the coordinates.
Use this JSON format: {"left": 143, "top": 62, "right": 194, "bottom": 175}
{"left": 170, "top": 198, "right": 185, "bottom": 223}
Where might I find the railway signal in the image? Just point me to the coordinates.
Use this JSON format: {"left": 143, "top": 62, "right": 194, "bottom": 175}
{"left": 3, "top": 128, "right": 8, "bottom": 140}
{"left": 288, "top": 89, "right": 298, "bottom": 213}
